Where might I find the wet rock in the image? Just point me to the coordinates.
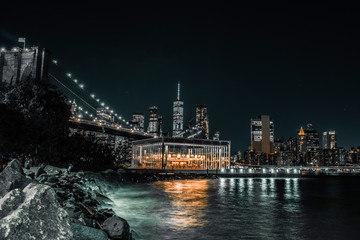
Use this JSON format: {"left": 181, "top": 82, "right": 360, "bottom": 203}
{"left": 71, "top": 223, "right": 110, "bottom": 240}
{"left": 35, "top": 167, "right": 47, "bottom": 178}
{"left": 24, "top": 159, "right": 32, "bottom": 169}
{"left": 47, "top": 175, "right": 59, "bottom": 183}
{"left": 0, "top": 183, "right": 73, "bottom": 240}
{"left": 44, "top": 165, "right": 64, "bottom": 175}
{"left": 103, "top": 216, "right": 130, "bottom": 240}
{"left": 0, "top": 159, "right": 33, "bottom": 198}
{"left": 27, "top": 172, "right": 35, "bottom": 179}
{"left": 103, "top": 169, "right": 118, "bottom": 175}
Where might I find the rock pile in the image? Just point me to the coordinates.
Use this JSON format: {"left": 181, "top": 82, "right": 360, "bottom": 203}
{"left": 0, "top": 160, "right": 133, "bottom": 240}
{"left": 0, "top": 160, "right": 73, "bottom": 240}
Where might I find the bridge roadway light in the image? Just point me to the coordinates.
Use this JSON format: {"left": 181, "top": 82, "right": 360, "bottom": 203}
{"left": 96, "top": 99, "right": 100, "bottom": 102}
{"left": 90, "top": 94, "right": 95, "bottom": 98}
{"left": 79, "top": 84, "right": 84, "bottom": 89}
{"left": 1, "top": 48, "right": 5, "bottom": 52}
{"left": 52, "top": 60, "right": 58, "bottom": 65}
{"left": 74, "top": 79, "right": 78, "bottom": 83}
{"left": 105, "top": 106, "right": 109, "bottom": 110}
{"left": 67, "top": 73, "right": 72, "bottom": 78}
{"left": 101, "top": 102, "right": 105, "bottom": 106}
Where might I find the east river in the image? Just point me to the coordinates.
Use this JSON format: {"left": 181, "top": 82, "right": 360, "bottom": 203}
{"left": 104, "top": 178, "right": 360, "bottom": 240}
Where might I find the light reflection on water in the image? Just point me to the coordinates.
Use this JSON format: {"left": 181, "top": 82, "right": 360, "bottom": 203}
{"left": 152, "top": 180, "right": 209, "bottom": 229}
{"left": 101, "top": 177, "right": 360, "bottom": 240}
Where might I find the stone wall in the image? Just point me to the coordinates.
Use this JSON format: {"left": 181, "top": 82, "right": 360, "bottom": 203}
{"left": 0, "top": 47, "right": 49, "bottom": 86}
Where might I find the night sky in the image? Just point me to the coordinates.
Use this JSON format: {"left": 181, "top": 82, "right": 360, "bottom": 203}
{"left": 1, "top": 3, "right": 359, "bottom": 152}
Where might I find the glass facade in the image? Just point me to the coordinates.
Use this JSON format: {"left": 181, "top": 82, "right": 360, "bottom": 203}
{"left": 132, "top": 138, "right": 231, "bottom": 169}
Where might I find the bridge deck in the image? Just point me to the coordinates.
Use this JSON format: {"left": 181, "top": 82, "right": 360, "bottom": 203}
{"left": 68, "top": 118, "right": 153, "bottom": 140}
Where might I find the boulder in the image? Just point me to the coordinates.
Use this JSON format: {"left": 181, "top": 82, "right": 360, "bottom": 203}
{"left": 102, "top": 216, "right": 130, "bottom": 240}
{"left": 71, "top": 223, "right": 109, "bottom": 240}
{"left": 44, "top": 165, "right": 64, "bottom": 175}
{"left": 0, "top": 159, "right": 33, "bottom": 198}
{"left": 0, "top": 183, "right": 73, "bottom": 240}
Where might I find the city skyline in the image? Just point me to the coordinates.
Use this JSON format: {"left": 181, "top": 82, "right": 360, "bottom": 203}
{"left": 1, "top": 3, "right": 359, "bottom": 151}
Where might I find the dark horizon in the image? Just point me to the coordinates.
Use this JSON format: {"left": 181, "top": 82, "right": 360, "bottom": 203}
{"left": 1, "top": 2, "right": 359, "bottom": 151}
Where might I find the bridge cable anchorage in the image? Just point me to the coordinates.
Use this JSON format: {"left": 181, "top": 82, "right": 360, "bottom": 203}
{"left": 50, "top": 58, "right": 129, "bottom": 125}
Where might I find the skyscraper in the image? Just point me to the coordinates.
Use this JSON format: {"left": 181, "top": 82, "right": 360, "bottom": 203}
{"left": 304, "top": 124, "right": 320, "bottom": 152}
{"left": 323, "top": 131, "right": 337, "bottom": 149}
{"left": 250, "top": 115, "right": 274, "bottom": 155}
{"left": 131, "top": 113, "right": 145, "bottom": 132}
{"left": 172, "top": 81, "right": 184, "bottom": 137}
{"left": 195, "top": 104, "right": 209, "bottom": 139}
{"left": 296, "top": 124, "right": 320, "bottom": 165}
{"left": 147, "top": 106, "right": 162, "bottom": 136}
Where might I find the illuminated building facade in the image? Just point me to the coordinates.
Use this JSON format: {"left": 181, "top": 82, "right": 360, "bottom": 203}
{"left": 132, "top": 137, "right": 231, "bottom": 169}
{"left": 131, "top": 113, "right": 145, "bottom": 132}
{"left": 296, "top": 124, "right": 320, "bottom": 165}
{"left": 195, "top": 104, "right": 209, "bottom": 139}
{"left": 172, "top": 81, "right": 184, "bottom": 137}
{"left": 250, "top": 115, "right": 274, "bottom": 154}
{"left": 322, "top": 131, "right": 337, "bottom": 149}
{"left": 147, "top": 106, "right": 162, "bottom": 136}
{"left": 96, "top": 108, "right": 114, "bottom": 123}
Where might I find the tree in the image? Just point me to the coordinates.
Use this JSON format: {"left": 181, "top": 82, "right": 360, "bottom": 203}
{"left": 1, "top": 78, "right": 71, "bottom": 165}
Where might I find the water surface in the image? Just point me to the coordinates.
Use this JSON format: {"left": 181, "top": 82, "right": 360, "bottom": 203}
{"left": 104, "top": 178, "right": 360, "bottom": 240}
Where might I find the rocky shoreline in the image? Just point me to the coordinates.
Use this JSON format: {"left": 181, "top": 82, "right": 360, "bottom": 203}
{"left": 0, "top": 159, "right": 220, "bottom": 240}
{"left": 0, "top": 159, "right": 133, "bottom": 240}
